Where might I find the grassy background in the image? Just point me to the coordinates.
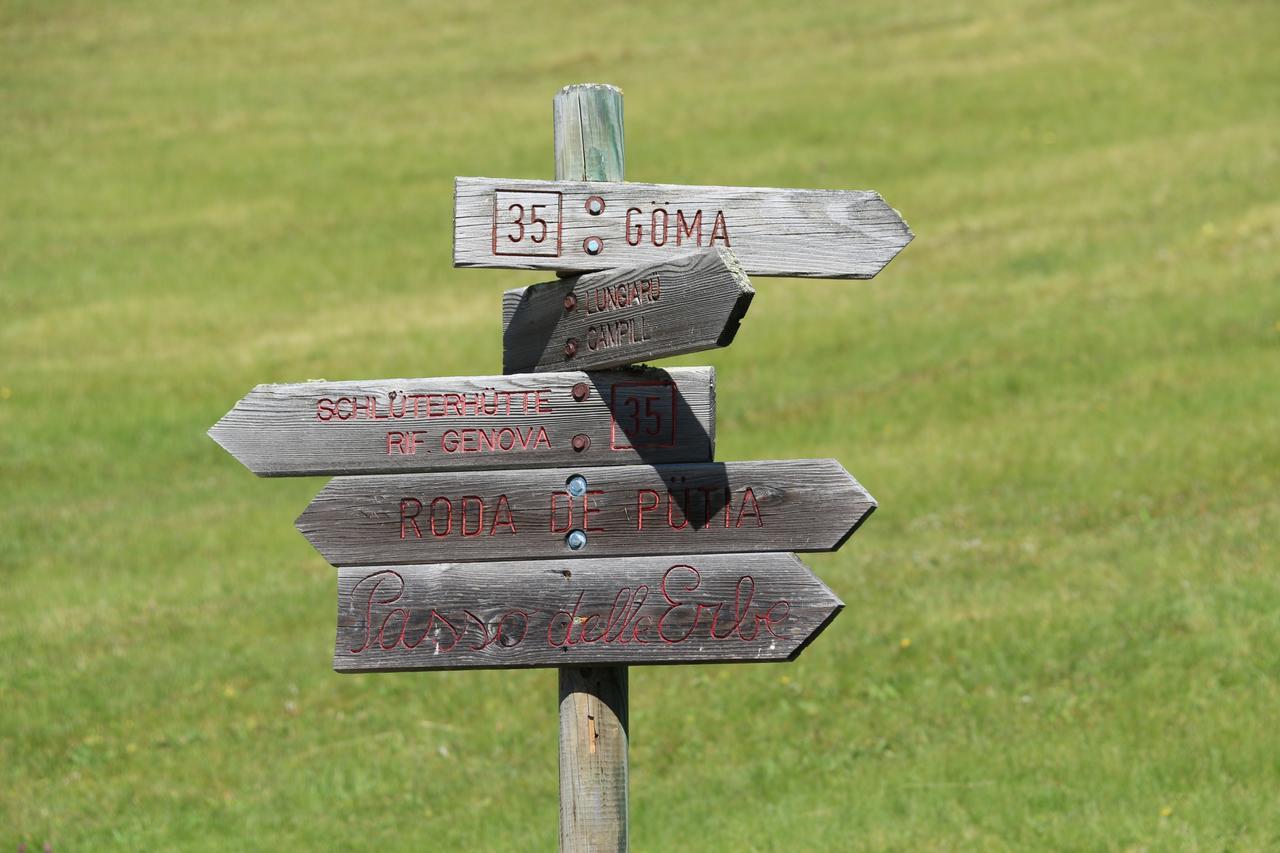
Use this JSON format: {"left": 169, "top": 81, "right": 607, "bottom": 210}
{"left": 3, "top": 0, "right": 1278, "bottom": 848}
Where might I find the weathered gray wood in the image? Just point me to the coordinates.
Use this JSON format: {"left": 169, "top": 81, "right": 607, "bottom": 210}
{"left": 503, "top": 248, "right": 754, "bottom": 373}
{"left": 208, "top": 366, "right": 714, "bottom": 476}
{"left": 333, "top": 554, "right": 842, "bottom": 671}
{"left": 554, "top": 81, "right": 629, "bottom": 853}
{"left": 454, "top": 176, "right": 912, "bottom": 279}
{"left": 297, "top": 459, "right": 876, "bottom": 567}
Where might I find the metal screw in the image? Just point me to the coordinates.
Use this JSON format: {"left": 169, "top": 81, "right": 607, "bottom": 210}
{"left": 563, "top": 293, "right": 577, "bottom": 312}
{"left": 565, "top": 529, "right": 588, "bottom": 550}
{"left": 567, "top": 475, "right": 588, "bottom": 497}
{"left": 571, "top": 382, "right": 589, "bottom": 401}
{"left": 583, "top": 236, "right": 603, "bottom": 255}
{"left": 564, "top": 339, "right": 579, "bottom": 358}
{"left": 571, "top": 433, "right": 590, "bottom": 452}
{"left": 585, "top": 196, "right": 605, "bottom": 215}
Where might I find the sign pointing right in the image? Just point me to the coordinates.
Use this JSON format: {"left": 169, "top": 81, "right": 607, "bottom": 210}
{"left": 454, "top": 176, "right": 913, "bottom": 279}
{"left": 297, "top": 459, "right": 876, "bottom": 567}
{"left": 334, "top": 553, "right": 842, "bottom": 672}
{"left": 503, "top": 248, "right": 754, "bottom": 373}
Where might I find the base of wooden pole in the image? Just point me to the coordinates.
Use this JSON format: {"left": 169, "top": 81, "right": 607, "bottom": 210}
{"left": 559, "top": 666, "right": 629, "bottom": 852}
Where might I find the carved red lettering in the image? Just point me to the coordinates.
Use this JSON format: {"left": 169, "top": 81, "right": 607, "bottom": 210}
{"left": 348, "top": 570, "right": 403, "bottom": 653}
{"left": 549, "top": 492, "right": 574, "bottom": 533}
{"left": 736, "top": 487, "right": 763, "bottom": 528}
{"left": 760, "top": 601, "right": 790, "bottom": 640}
{"left": 667, "top": 486, "right": 690, "bottom": 531}
{"left": 491, "top": 494, "right": 517, "bottom": 535}
{"left": 463, "top": 610, "right": 493, "bottom": 651}
{"left": 601, "top": 585, "right": 649, "bottom": 643}
{"left": 460, "top": 495, "right": 485, "bottom": 537}
{"left": 547, "top": 591, "right": 585, "bottom": 647}
{"left": 709, "top": 575, "right": 755, "bottom": 640}
{"left": 637, "top": 489, "right": 660, "bottom": 529}
{"left": 651, "top": 208, "right": 668, "bottom": 246}
{"left": 709, "top": 210, "right": 730, "bottom": 246}
{"left": 379, "top": 606, "right": 412, "bottom": 650}
{"left": 583, "top": 490, "right": 605, "bottom": 532}
{"left": 630, "top": 615, "right": 654, "bottom": 644}
{"left": 656, "top": 564, "right": 701, "bottom": 644}
{"left": 676, "top": 210, "right": 702, "bottom": 246}
{"left": 399, "top": 498, "right": 422, "bottom": 539}
{"left": 625, "top": 207, "right": 642, "bottom": 246}
{"left": 429, "top": 497, "right": 453, "bottom": 537}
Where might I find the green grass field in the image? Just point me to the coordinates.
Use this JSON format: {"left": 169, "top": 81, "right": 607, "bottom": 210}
{"left": 3, "top": 1, "right": 1278, "bottom": 848}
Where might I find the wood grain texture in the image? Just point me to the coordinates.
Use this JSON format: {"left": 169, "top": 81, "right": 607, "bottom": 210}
{"left": 454, "top": 176, "right": 912, "bottom": 279}
{"left": 333, "top": 553, "right": 842, "bottom": 671}
{"left": 560, "top": 667, "right": 627, "bottom": 853}
{"left": 208, "top": 366, "right": 714, "bottom": 476}
{"left": 502, "top": 247, "right": 754, "bottom": 373}
{"left": 555, "top": 81, "right": 628, "bottom": 853}
{"left": 297, "top": 459, "right": 876, "bottom": 567}
{"left": 553, "top": 83, "right": 624, "bottom": 183}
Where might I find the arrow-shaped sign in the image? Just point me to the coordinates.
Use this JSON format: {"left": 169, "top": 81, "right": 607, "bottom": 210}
{"left": 502, "top": 248, "right": 754, "bottom": 373}
{"left": 454, "top": 176, "right": 912, "bottom": 279}
{"left": 208, "top": 366, "right": 715, "bottom": 476}
{"left": 334, "top": 553, "right": 842, "bottom": 672}
{"left": 297, "top": 459, "right": 875, "bottom": 566}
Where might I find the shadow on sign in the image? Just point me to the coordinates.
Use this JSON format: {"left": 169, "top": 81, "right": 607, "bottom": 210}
{"left": 590, "top": 372, "right": 728, "bottom": 530}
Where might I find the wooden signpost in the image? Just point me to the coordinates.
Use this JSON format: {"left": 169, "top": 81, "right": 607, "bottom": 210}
{"left": 208, "top": 82, "right": 910, "bottom": 852}
{"left": 502, "top": 248, "right": 754, "bottom": 373}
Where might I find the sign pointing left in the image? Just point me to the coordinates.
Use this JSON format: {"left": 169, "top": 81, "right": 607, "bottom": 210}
{"left": 208, "top": 366, "right": 715, "bottom": 476}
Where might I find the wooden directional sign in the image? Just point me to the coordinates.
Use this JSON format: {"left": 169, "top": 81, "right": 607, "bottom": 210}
{"left": 334, "top": 553, "right": 841, "bottom": 672}
{"left": 454, "top": 176, "right": 912, "bottom": 279}
{"left": 502, "top": 248, "right": 754, "bottom": 373}
{"left": 208, "top": 366, "right": 714, "bottom": 476}
{"left": 297, "top": 459, "right": 875, "bottom": 567}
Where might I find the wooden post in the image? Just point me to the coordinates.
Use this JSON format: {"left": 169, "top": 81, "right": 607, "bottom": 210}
{"left": 555, "top": 83, "right": 629, "bottom": 853}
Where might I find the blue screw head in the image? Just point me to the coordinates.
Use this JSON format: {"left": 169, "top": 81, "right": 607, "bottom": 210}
{"left": 565, "top": 529, "right": 588, "bottom": 550}
{"left": 567, "top": 475, "right": 588, "bottom": 497}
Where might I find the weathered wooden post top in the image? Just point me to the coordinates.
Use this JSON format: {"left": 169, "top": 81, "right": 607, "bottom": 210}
{"left": 209, "top": 82, "right": 910, "bottom": 852}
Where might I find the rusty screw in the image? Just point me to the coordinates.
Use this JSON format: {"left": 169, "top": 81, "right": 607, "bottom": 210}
{"left": 564, "top": 339, "right": 579, "bottom": 359}
{"left": 563, "top": 293, "right": 577, "bottom": 312}
{"left": 571, "top": 433, "right": 590, "bottom": 452}
{"left": 571, "top": 381, "right": 589, "bottom": 401}
{"left": 585, "top": 195, "right": 605, "bottom": 215}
